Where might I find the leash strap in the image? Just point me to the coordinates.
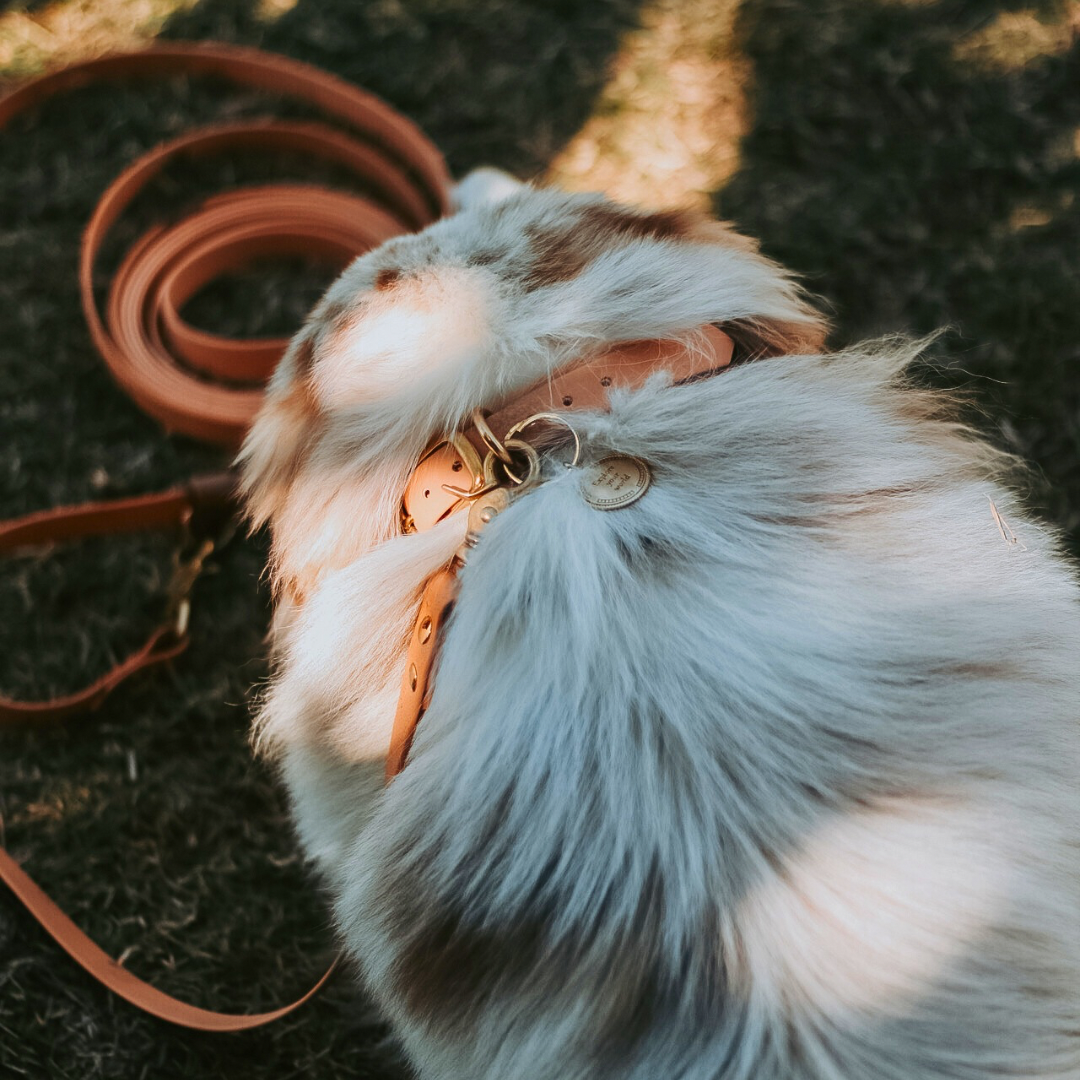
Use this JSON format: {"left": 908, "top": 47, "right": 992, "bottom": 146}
{"left": 0, "top": 43, "right": 453, "bottom": 1026}
{"left": 0, "top": 473, "right": 237, "bottom": 723}
{"left": 386, "top": 566, "right": 462, "bottom": 780}
{"left": 0, "top": 848, "right": 338, "bottom": 1031}
{"left": 0, "top": 43, "right": 451, "bottom": 447}
{"left": 0, "top": 470, "right": 342, "bottom": 1028}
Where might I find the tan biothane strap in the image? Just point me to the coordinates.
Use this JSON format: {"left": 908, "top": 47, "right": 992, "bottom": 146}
{"left": 0, "top": 472, "right": 238, "bottom": 723}
{"left": 0, "top": 470, "right": 344, "bottom": 1027}
{"left": 471, "top": 326, "right": 734, "bottom": 462}
{"left": 0, "top": 43, "right": 451, "bottom": 447}
{"left": 391, "top": 328, "right": 734, "bottom": 776}
{"left": 0, "top": 47, "right": 450, "bottom": 1025}
{"left": 386, "top": 567, "right": 461, "bottom": 780}
{"left": 0, "top": 847, "right": 338, "bottom": 1031}
{"left": 402, "top": 326, "right": 734, "bottom": 532}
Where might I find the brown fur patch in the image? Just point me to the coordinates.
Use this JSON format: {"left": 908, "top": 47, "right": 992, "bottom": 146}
{"left": 756, "top": 484, "right": 925, "bottom": 527}
{"left": 685, "top": 218, "right": 761, "bottom": 253}
{"left": 246, "top": 362, "right": 324, "bottom": 526}
{"left": 934, "top": 660, "right": 1023, "bottom": 682}
{"left": 291, "top": 335, "right": 316, "bottom": 372}
{"left": 393, "top": 902, "right": 550, "bottom": 1022}
{"left": 375, "top": 266, "right": 401, "bottom": 291}
{"left": 314, "top": 295, "right": 352, "bottom": 332}
{"left": 277, "top": 369, "right": 321, "bottom": 423}
{"left": 386, "top": 834, "right": 558, "bottom": 1028}
{"left": 467, "top": 247, "right": 509, "bottom": 267}
{"left": 523, "top": 205, "right": 702, "bottom": 291}
{"left": 383, "top": 839, "right": 716, "bottom": 1063}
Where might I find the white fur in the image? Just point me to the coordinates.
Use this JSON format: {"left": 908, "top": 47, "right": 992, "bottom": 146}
{"left": 452, "top": 165, "right": 525, "bottom": 212}
{"left": 240, "top": 176, "right": 1080, "bottom": 1079}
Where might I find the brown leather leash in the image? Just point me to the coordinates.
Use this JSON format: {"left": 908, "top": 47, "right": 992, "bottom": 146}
{"left": 0, "top": 44, "right": 449, "bottom": 1030}
{"left": 0, "top": 43, "right": 451, "bottom": 446}
{"left": 0, "top": 849, "right": 339, "bottom": 1032}
{"left": 0, "top": 471, "right": 236, "bottom": 724}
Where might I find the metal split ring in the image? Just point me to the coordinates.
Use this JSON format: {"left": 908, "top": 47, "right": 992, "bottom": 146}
{"left": 471, "top": 409, "right": 514, "bottom": 465}
{"left": 484, "top": 438, "right": 542, "bottom": 489}
{"left": 503, "top": 412, "right": 582, "bottom": 470}
{"left": 468, "top": 409, "right": 581, "bottom": 489}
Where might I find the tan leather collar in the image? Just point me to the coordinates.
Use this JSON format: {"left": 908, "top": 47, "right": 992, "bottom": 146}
{"left": 388, "top": 325, "right": 735, "bottom": 780}
{"left": 401, "top": 325, "right": 734, "bottom": 534}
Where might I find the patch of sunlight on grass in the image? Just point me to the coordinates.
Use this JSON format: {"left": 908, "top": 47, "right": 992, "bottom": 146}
{"left": 544, "top": 0, "right": 749, "bottom": 212}
{"left": 1009, "top": 204, "right": 1055, "bottom": 229}
{"left": 953, "top": 4, "right": 1079, "bottom": 72}
{"left": 16, "top": 784, "right": 96, "bottom": 826}
{"left": 0, "top": 0, "right": 199, "bottom": 79}
{"left": 1002, "top": 187, "right": 1074, "bottom": 235}
{"left": 256, "top": 0, "right": 301, "bottom": 22}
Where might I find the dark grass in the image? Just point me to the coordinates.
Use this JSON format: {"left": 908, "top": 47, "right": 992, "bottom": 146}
{"left": 720, "top": 0, "right": 1080, "bottom": 538}
{"left": 1, "top": 0, "right": 1078, "bottom": 1077}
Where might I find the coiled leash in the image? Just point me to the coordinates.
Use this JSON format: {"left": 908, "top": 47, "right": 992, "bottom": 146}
{"left": 0, "top": 44, "right": 448, "bottom": 1031}
{"left": 0, "top": 43, "right": 450, "bottom": 446}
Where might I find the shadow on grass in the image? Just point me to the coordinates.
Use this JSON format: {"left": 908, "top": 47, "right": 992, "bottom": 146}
{"left": 718, "top": 0, "right": 1080, "bottom": 540}
{"left": 159, "top": 0, "right": 645, "bottom": 178}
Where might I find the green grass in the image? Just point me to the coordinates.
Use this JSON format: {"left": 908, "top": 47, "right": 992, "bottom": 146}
{"left": 1, "top": 0, "right": 1078, "bottom": 1077}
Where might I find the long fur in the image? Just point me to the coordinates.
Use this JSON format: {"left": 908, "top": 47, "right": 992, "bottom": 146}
{"left": 239, "top": 175, "right": 1080, "bottom": 1079}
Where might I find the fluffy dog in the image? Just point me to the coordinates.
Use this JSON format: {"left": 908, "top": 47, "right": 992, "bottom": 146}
{"left": 238, "top": 172, "right": 1080, "bottom": 1079}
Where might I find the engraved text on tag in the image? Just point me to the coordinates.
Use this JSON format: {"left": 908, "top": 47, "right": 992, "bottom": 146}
{"left": 580, "top": 455, "right": 652, "bottom": 510}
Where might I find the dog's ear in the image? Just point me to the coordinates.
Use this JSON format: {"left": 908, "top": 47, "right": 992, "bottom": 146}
{"left": 686, "top": 218, "right": 829, "bottom": 359}
{"left": 452, "top": 167, "right": 525, "bottom": 213}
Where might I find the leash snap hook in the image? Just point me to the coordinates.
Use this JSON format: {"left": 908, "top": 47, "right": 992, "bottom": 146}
{"left": 164, "top": 520, "right": 219, "bottom": 639}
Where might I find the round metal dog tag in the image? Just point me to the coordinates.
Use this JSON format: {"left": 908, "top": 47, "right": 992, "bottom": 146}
{"left": 580, "top": 455, "right": 652, "bottom": 510}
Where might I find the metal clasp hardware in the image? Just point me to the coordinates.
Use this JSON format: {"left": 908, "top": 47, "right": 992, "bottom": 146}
{"left": 402, "top": 411, "right": 582, "bottom": 535}
{"left": 442, "top": 437, "right": 543, "bottom": 500}
{"left": 164, "top": 514, "right": 235, "bottom": 637}
{"left": 502, "top": 412, "right": 581, "bottom": 478}
{"left": 165, "top": 536, "right": 215, "bottom": 638}
{"left": 455, "top": 486, "right": 513, "bottom": 567}
{"left": 442, "top": 410, "right": 581, "bottom": 498}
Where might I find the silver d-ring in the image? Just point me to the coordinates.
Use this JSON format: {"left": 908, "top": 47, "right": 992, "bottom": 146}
{"left": 504, "top": 412, "right": 582, "bottom": 469}
{"left": 471, "top": 409, "right": 514, "bottom": 465}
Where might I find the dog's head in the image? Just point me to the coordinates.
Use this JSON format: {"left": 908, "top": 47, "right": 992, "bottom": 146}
{"left": 238, "top": 176, "right": 826, "bottom": 598}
